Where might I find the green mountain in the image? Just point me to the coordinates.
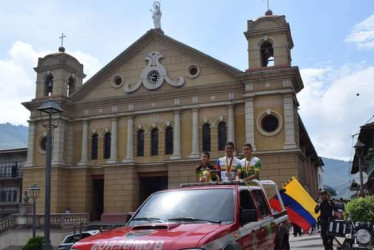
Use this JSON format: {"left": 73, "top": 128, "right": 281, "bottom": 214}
{"left": 0, "top": 123, "right": 28, "bottom": 150}
{"left": 321, "top": 157, "right": 353, "bottom": 200}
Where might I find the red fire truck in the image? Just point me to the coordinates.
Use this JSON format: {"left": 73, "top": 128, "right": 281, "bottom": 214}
{"left": 71, "top": 180, "right": 289, "bottom": 250}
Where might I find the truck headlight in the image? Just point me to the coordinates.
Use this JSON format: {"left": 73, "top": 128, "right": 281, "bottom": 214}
{"left": 356, "top": 229, "right": 371, "bottom": 244}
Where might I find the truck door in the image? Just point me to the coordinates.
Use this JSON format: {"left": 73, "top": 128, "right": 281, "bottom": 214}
{"left": 252, "top": 189, "right": 275, "bottom": 249}
{"left": 238, "top": 189, "right": 256, "bottom": 249}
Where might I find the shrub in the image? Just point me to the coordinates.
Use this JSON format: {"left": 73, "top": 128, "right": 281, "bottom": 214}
{"left": 22, "top": 236, "right": 44, "bottom": 250}
{"left": 345, "top": 195, "right": 374, "bottom": 222}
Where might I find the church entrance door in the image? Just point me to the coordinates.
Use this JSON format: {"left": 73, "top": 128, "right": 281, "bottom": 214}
{"left": 138, "top": 172, "right": 168, "bottom": 207}
{"left": 92, "top": 176, "right": 104, "bottom": 221}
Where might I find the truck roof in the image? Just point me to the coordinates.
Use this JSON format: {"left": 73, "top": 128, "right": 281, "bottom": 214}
{"left": 179, "top": 179, "right": 286, "bottom": 212}
{"left": 180, "top": 180, "right": 265, "bottom": 190}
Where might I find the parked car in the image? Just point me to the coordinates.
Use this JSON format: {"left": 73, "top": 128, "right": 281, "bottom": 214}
{"left": 59, "top": 230, "right": 100, "bottom": 250}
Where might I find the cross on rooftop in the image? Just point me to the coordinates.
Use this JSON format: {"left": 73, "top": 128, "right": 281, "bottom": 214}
{"left": 59, "top": 33, "right": 66, "bottom": 47}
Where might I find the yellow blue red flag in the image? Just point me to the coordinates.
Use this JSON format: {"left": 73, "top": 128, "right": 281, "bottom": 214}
{"left": 269, "top": 176, "right": 320, "bottom": 231}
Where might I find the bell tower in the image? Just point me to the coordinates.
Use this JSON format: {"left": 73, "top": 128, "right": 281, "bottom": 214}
{"left": 244, "top": 10, "right": 294, "bottom": 69}
{"left": 241, "top": 10, "right": 303, "bottom": 153}
{"left": 34, "top": 45, "right": 86, "bottom": 99}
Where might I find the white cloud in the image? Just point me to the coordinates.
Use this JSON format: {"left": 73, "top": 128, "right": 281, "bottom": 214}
{"left": 299, "top": 64, "right": 374, "bottom": 161}
{"left": 69, "top": 51, "right": 102, "bottom": 81}
{"left": 0, "top": 41, "right": 102, "bottom": 126}
{"left": 345, "top": 14, "right": 374, "bottom": 49}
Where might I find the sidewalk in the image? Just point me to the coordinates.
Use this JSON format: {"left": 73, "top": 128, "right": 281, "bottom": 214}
{"left": 290, "top": 231, "right": 345, "bottom": 250}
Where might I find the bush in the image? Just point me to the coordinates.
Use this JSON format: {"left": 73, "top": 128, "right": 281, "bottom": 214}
{"left": 22, "top": 236, "right": 44, "bottom": 250}
{"left": 345, "top": 195, "right": 374, "bottom": 222}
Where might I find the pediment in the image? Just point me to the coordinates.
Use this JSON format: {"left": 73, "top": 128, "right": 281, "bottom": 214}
{"left": 36, "top": 53, "right": 84, "bottom": 74}
{"left": 248, "top": 15, "right": 288, "bottom": 32}
{"left": 253, "top": 19, "right": 283, "bottom": 30}
{"left": 72, "top": 30, "right": 242, "bottom": 102}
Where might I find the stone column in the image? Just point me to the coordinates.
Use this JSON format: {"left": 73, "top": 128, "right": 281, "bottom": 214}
{"left": 123, "top": 115, "right": 134, "bottom": 163}
{"left": 189, "top": 108, "right": 200, "bottom": 158}
{"left": 107, "top": 117, "right": 118, "bottom": 163}
{"left": 170, "top": 110, "right": 181, "bottom": 160}
{"left": 25, "top": 121, "right": 35, "bottom": 167}
{"left": 228, "top": 104, "right": 235, "bottom": 145}
{"left": 245, "top": 97, "right": 256, "bottom": 150}
{"left": 52, "top": 119, "right": 65, "bottom": 165}
{"left": 283, "top": 94, "right": 297, "bottom": 149}
{"left": 78, "top": 120, "right": 88, "bottom": 166}
{"left": 66, "top": 122, "right": 74, "bottom": 165}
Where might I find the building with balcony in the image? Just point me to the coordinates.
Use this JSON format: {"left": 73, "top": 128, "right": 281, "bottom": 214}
{"left": 351, "top": 121, "right": 374, "bottom": 195}
{"left": 0, "top": 148, "right": 26, "bottom": 219}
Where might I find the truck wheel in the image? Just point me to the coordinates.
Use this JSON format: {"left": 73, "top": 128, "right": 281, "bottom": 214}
{"left": 222, "top": 242, "right": 241, "bottom": 250}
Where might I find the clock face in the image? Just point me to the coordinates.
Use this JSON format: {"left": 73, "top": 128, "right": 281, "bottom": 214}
{"left": 147, "top": 70, "right": 160, "bottom": 85}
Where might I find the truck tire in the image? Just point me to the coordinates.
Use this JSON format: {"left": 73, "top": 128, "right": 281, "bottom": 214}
{"left": 222, "top": 242, "right": 242, "bottom": 250}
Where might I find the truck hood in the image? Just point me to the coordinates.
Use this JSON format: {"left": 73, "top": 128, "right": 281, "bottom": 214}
{"left": 72, "top": 223, "right": 233, "bottom": 249}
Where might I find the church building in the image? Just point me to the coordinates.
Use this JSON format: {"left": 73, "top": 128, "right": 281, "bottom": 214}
{"left": 22, "top": 8, "right": 322, "bottom": 222}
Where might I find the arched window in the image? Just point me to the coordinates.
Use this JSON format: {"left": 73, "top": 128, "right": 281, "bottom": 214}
{"left": 137, "top": 129, "right": 144, "bottom": 157}
{"left": 218, "top": 122, "right": 227, "bottom": 150}
{"left": 260, "top": 41, "right": 274, "bottom": 67}
{"left": 151, "top": 128, "right": 159, "bottom": 156}
{"left": 165, "top": 126, "right": 173, "bottom": 155}
{"left": 202, "top": 123, "right": 211, "bottom": 152}
{"left": 44, "top": 74, "right": 54, "bottom": 96}
{"left": 91, "top": 133, "right": 98, "bottom": 160}
{"left": 103, "top": 132, "right": 111, "bottom": 159}
{"left": 67, "top": 76, "right": 76, "bottom": 96}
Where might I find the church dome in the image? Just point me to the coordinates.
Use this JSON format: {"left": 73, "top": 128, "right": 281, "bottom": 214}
{"left": 35, "top": 49, "right": 84, "bottom": 76}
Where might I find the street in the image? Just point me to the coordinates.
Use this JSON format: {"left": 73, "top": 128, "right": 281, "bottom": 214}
{"left": 290, "top": 231, "right": 345, "bottom": 250}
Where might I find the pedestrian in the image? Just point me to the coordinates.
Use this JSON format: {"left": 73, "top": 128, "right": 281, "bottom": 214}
{"left": 315, "top": 189, "right": 336, "bottom": 250}
{"left": 215, "top": 142, "right": 242, "bottom": 181}
{"left": 23, "top": 191, "right": 30, "bottom": 204}
{"left": 292, "top": 223, "right": 302, "bottom": 237}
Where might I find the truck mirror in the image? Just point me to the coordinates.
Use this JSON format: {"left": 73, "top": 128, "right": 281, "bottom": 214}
{"left": 240, "top": 209, "right": 258, "bottom": 225}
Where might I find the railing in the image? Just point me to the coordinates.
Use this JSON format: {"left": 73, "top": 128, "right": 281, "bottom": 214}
{"left": 0, "top": 215, "right": 15, "bottom": 232}
{"left": 0, "top": 213, "right": 89, "bottom": 233}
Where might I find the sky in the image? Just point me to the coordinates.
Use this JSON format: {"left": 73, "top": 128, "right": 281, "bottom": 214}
{"left": 0, "top": 0, "right": 373, "bottom": 161}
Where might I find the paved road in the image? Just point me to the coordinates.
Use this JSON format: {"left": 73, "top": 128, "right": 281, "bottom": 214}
{"left": 290, "top": 231, "right": 345, "bottom": 250}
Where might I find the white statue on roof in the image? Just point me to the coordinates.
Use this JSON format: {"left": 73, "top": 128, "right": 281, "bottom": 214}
{"left": 151, "top": 1, "right": 162, "bottom": 29}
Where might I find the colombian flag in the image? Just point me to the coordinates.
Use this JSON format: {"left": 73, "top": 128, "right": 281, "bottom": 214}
{"left": 269, "top": 176, "right": 320, "bottom": 231}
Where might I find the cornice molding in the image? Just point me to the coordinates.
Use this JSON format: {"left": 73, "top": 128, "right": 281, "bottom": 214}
{"left": 238, "top": 66, "right": 303, "bottom": 93}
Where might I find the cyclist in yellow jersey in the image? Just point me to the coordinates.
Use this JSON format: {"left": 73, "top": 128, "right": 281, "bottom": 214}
{"left": 238, "top": 143, "right": 261, "bottom": 181}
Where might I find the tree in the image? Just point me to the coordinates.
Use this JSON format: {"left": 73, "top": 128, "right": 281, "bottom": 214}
{"left": 345, "top": 196, "right": 374, "bottom": 222}
{"left": 323, "top": 185, "right": 337, "bottom": 197}
{"left": 22, "top": 236, "right": 44, "bottom": 250}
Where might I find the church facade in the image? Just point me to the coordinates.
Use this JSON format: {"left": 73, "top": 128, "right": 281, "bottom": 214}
{"left": 22, "top": 10, "right": 322, "bottom": 222}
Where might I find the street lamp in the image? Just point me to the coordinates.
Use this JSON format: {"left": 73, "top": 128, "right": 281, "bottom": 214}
{"left": 38, "top": 99, "right": 63, "bottom": 250}
{"left": 29, "top": 183, "right": 40, "bottom": 238}
{"left": 354, "top": 140, "right": 366, "bottom": 198}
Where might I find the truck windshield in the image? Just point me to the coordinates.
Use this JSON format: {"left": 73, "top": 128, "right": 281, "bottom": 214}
{"left": 128, "top": 189, "right": 234, "bottom": 226}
